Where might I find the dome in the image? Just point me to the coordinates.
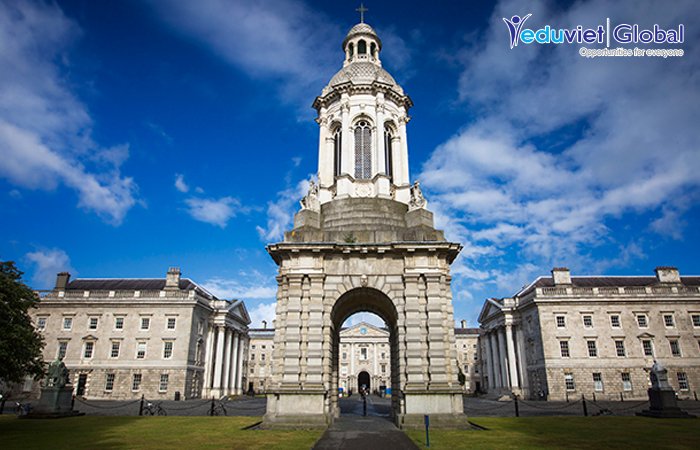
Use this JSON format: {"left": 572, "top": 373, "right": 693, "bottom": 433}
{"left": 342, "top": 22, "right": 382, "bottom": 50}
{"left": 327, "top": 61, "right": 401, "bottom": 92}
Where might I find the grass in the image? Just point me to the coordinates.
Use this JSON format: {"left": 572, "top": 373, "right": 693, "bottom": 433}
{"left": 0, "top": 415, "right": 322, "bottom": 450}
{"left": 405, "top": 416, "right": 700, "bottom": 450}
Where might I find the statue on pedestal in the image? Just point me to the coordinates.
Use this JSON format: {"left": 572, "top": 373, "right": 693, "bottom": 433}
{"left": 46, "top": 358, "right": 70, "bottom": 388}
{"left": 637, "top": 359, "right": 695, "bottom": 419}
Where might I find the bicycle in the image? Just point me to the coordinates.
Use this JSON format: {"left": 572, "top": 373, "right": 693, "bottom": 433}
{"left": 143, "top": 401, "right": 167, "bottom": 416}
{"left": 211, "top": 401, "right": 227, "bottom": 416}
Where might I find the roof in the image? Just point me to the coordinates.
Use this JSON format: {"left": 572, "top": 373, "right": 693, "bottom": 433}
{"left": 328, "top": 62, "right": 399, "bottom": 91}
{"left": 342, "top": 22, "right": 381, "bottom": 49}
{"left": 518, "top": 275, "right": 700, "bottom": 296}
{"left": 66, "top": 278, "right": 199, "bottom": 291}
{"left": 454, "top": 327, "right": 480, "bottom": 335}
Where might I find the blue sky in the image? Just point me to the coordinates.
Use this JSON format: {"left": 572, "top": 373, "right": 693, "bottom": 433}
{"left": 1, "top": 0, "right": 698, "bottom": 329}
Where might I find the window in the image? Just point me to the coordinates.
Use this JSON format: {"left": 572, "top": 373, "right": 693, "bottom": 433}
{"left": 565, "top": 373, "right": 576, "bottom": 391}
{"left": 587, "top": 340, "right": 598, "bottom": 357}
{"left": 89, "top": 317, "right": 98, "bottom": 330}
{"left": 163, "top": 341, "right": 173, "bottom": 359}
{"left": 132, "top": 373, "right": 142, "bottom": 391}
{"left": 140, "top": 317, "right": 150, "bottom": 330}
{"left": 593, "top": 373, "right": 603, "bottom": 391}
{"left": 37, "top": 317, "right": 47, "bottom": 331}
{"left": 642, "top": 340, "right": 654, "bottom": 356}
{"left": 261, "top": 354, "right": 266, "bottom": 361}
{"left": 670, "top": 340, "right": 682, "bottom": 357}
{"left": 556, "top": 315, "right": 566, "bottom": 328}
{"left": 384, "top": 125, "right": 393, "bottom": 180}
{"left": 159, "top": 374, "right": 169, "bottom": 392}
{"left": 358, "top": 39, "right": 366, "bottom": 54}
{"left": 136, "top": 342, "right": 146, "bottom": 359}
{"left": 692, "top": 314, "right": 700, "bottom": 328}
{"left": 167, "top": 317, "right": 176, "bottom": 330}
{"left": 381, "top": 364, "right": 386, "bottom": 374}
{"left": 360, "top": 347, "right": 368, "bottom": 360}
{"left": 582, "top": 315, "right": 593, "bottom": 328}
{"left": 251, "top": 345, "right": 256, "bottom": 349}
{"left": 251, "top": 353, "right": 255, "bottom": 360}
{"left": 57, "top": 341, "right": 68, "bottom": 359}
{"left": 559, "top": 341, "right": 570, "bottom": 358}
{"left": 677, "top": 372, "right": 689, "bottom": 390}
{"left": 663, "top": 314, "right": 675, "bottom": 327}
{"left": 83, "top": 342, "right": 94, "bottom": 358}
{"left": 105, "top": 373, "right": 115, "bottom": 392}
{"left": 110, "top": 341, "right": 120, "bottom": 358}
{"left": 615, "top": 340, "right": 626, "bottom": 357}
{"left": 261, "top": 345, "right": 266, "bottom": 349}
{"left": 333, "top": 128, "right": 342, "bottom": 177}
{"left": 381, "top": 352, "right": 386, "bottom": 359}
{"left": 621, "top": 372, "right": 632, "bottom": 391}
{"left": 115, "top": 317, "right": 124, "bottom": 330}
{"left": 637, "top": 314, "right": 648, "bottom": 328}
{"left": 354, "top": 121, "right": 372, "bottom": 179}
{"left": 63, "top": 317, "right": 72, "bottom": 330}
{"left": 610, "top": 315, "right": 621, "bottom": 328}
{"left": 342, "top": 352, "right": 347, "bottom": 360}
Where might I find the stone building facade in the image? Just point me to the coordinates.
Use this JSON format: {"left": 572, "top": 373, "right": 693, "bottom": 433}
{"left": 479, "top": 267, "right": 700, "bottom": 401}
{"left": 29, "top": 268, "right": 250, "bottom": 400}
{"left": 454, "top": 322, "right": 482, "bottom": 394}
{"left": 338, "top": 322, "right": 391, "bottom": 393}
{"left": 248, "top": 325, "right": 274, "bottom": 393}
{"left": 264, "top": 19, "right": 464, "bottom": 429}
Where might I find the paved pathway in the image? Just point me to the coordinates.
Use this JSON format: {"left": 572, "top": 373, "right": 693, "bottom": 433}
{"left": 313, "top": 396, "right": 418, "bottom": 450}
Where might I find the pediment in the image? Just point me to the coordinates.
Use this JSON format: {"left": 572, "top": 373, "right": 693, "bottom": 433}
{"left": 637, "top": 332, "right": 655, "bottom": 339}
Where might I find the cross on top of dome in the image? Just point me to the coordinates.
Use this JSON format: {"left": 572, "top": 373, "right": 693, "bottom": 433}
{"left": 356, "top": 3, "right": 368, "bottom": 23}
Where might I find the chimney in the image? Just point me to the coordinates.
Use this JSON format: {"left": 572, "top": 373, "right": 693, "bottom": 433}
{"left": 262, "top": 320, "right": 267, "bottom": 329}
{"left": 165, "top": 267, "right": 181, "bottom": 289}
{"left": 655, "top": 266, "right": 680, "bottom": 284}
{"left": 461, "top": 319, "right": 466, "bottom": 329}
{"left": 55, "top": 272, "right": 70, "bottom": 290}
{"left": 551, "top": 267, "right": 571, "bottom": 285}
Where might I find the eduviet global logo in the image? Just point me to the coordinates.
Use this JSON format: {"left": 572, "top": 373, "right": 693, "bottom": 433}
{"left": 503, "top": 14, "right": 685, "bottom": 58}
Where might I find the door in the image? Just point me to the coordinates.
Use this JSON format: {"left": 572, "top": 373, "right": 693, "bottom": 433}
{"left": 76, "top": 373, "right": 87, "bottom": 396}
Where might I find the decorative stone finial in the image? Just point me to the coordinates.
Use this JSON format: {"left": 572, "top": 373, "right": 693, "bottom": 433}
{"left": 300, "top": 180, "right": 320, "bottom": 211}
{"left": 408, "top": 181, "right": 427, "bottom": 210}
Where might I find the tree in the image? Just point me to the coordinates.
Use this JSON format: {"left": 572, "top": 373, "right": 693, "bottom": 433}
{"left": 0, "top": 261, "right": 45, "bottom": 385}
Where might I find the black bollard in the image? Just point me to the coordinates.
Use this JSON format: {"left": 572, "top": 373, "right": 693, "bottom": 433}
{"left": 363, "top": 396, "right": 367, "bottom": 416}
{"left": 566, "top": 391, "right": 569, "bottom": 403}
{"left": 71, "top": 395, "right": 75, "bottom": 409}
{"left": 139, "top": 394, "right": 145, "bottom": 416}
{"left": 620, "top": 392, "right": 624, "bottom": 402}
{"left": 694, "top": 391, "right": 698, "bottom": 401}
{"left": 210, "top": 397, "right": 215, "bottom": 416}
{"left": 592, "top": 392, "right": 596, "bottom": 402}
{"left": 514, "top": 395, "right": 520, "bottom": 417}
{"left": 582, "top": 394, "right": 588, "bottom": 417}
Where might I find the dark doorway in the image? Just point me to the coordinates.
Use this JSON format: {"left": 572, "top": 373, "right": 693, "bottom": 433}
{"left": 76, "top": 373, "right": 87, "bottom": 396}
{"left": 358, "top": 371, "right": 370, "bottom": 393}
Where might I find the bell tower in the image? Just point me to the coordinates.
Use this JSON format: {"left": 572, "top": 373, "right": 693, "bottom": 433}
{"left": 264, "top": 12, "right": 465, "bottom": 429}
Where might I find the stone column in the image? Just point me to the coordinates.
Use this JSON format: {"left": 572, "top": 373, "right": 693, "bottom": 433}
{"left": 498, "top": 327, "right": 509, "bottom": 389}
{"left": 486, "top": 331, "right": 496, "bottom": 390}
{"left": 203, "top": 325, "right": 215, "bottom": 392}
{"left": 515, "top": 325, "right": 528, "bottom": 394}
{"left": 281, "top": 275, "right": 304, "bottom": 385}
{"left": 404, "top": 274, "right": 426, "bottom": 387}
{"left": 397, "top": 114, "right": 410, "bottom": 185}
{"left": 424, "top": 274, "right": 449, "bottom": 386}
{"left": 492, "top": 331, "right": 502, "bottom": 387}
{"left": 373, "top": 343, "right": 378, "bottom": 379}
{"left": 341, "top": 96, "right": 352, "bottom": 176}
{"left": 375, "top": 97, "right": 385, "bottom": 176}
{"left": 305, "top": 274, "right": 325, "bottom": 387}
{"left": 229, "top": 330, "right": 242, "bottom": 395}
{"left": 222, "top": 328, "right": 232, "bottom": 396}
{"left": 350, "top": 342, "right": 355, "bottom": 378}
{"left": 505, "top": 323, "right": 520, "bottom": 390}
{"left": 212, "top": 326, "right": 225, "bottom": 396}
{"left": 235, "top": 334, "right": 245, "bottom": 394}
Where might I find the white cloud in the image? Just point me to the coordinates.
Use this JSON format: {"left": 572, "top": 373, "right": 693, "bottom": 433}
{"left": 184, "top": 196, "right": 240, "bottom": 228}
{"left": 420, "top": 0, "right": 700, "bottom": 298}
{"left": 248, "top": 302, "right": 278, "bottom": 329}
{"left": 25, "top": 248, "right": 74, "bottom": 289}
{"left": 146, "top": 0, "right": 341, "bottom": 109}
{"left": 174, "top": 173, "right": 189, "bottom": 193}
{"left": 0, "top": 1, "right": 138, "bottom": 224}
{"left": 342, "top": 312, "right": 386, "bottom": 328}
{"left": 257, "top": 177, "right": 311, "bottom": 242}
{"left": 202, "top": 276, "right": 277, "bottom": 300}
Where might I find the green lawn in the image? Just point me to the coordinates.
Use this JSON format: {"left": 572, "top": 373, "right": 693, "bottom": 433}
{"left": 405, "top": 416, "right": 700, "bottom": 450}
{"left": 0, "top": 415, "right": 322, "bottom": 450}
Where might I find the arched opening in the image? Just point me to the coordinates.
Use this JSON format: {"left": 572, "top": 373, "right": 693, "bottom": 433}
{"left": 358, "top": 39, "right": 367, "bottom": 54}
{"left": 358, "top": 371, "right": 370, "bottom": 392}
{"left": 384, "top": 124, "right": 394, "bottom": 181}
{"left": 370, "top": 42, "right": 377, "bottom": 58}
{"left": 348, "top": 42, "right": 354, "bottom": 59}
{"left": 332, "top": 126, "right": 342, "bottom": 177}
{"left": 330, "top": 288, "right": 400, "bottom": 422}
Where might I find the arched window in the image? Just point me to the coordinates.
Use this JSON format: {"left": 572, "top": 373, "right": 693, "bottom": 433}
{"left": 333, "top": 127, "right": 342, "bottom": 177}
{"left": 358, "top": 39, "right": 367, "bottom": 54}
{"left": 354, "top": 121, "right": 372, "bottom": 179}
{"left": 348, "top": 43, "right": 354, "bottom": 59}
{"left": 384, "top": 125, "right": 393, "bottom": 181}
{"left": 370, "top": 42, "right": 377, "bottom": 58}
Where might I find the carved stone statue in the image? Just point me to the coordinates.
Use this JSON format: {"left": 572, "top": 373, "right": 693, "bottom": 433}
{"left": 650, "top": 359, "right": 672, "bottom": 390}
{"left": 46, "top": 358, "right": 70, "bottom": 388}
{"left": 408, "top": 181, "right": 426, "bottom": 210}
{"left": 300, "top": 180, "right": 320, "bottom": 212}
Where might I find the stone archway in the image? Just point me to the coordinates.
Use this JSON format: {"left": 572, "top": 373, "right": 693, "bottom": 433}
{"left": 358, "top": 371, "right": 370, "bottom": 392}
{"left": 329, "top": 287, "right": 401, "bottom": 421}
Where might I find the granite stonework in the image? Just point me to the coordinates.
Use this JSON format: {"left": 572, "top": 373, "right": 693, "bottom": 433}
{"left": 263, "top": 21, "right": 466, "bottom": 429}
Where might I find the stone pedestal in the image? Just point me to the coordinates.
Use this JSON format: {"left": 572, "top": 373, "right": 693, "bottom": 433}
{"left": 637, "top": 388, "right": 696, "bottom": 419}
{"left": 26, "top": 386, "right": 82, "bottom": 419}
